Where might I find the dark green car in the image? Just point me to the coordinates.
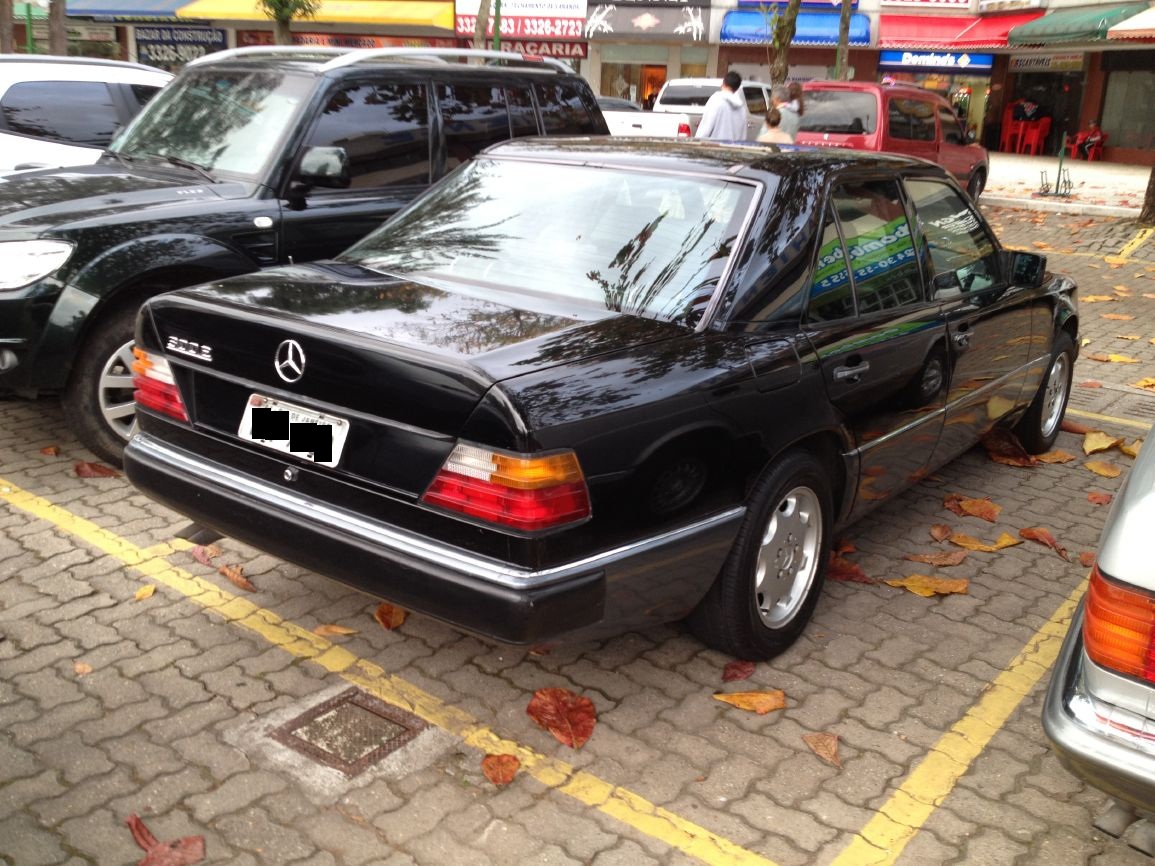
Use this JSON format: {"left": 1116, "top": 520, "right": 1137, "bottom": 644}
{"left": 0, "top": 46, "right": 606, "bottom": 463}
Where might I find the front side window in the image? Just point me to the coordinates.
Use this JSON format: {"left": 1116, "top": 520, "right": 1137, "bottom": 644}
{"left": 937, "top": 107, "right": 964, "bottom": 145}
{"left": 343, "top": 157, "right": 757, "bottom": 326}
{"left": 905, "top": 178, "right": 998, "bottom": 296}
{"left": 831, "top": 180, "right": 922, "bottom": 315}
{"left": 535, "top": 81, "right": 602, "bottom": 134}
{"left": 439, "top": 83, "right": 510, "bottom": 171}
{"left": 307, "top": 82, "right": 430, "bottom": 189}
{"left": 1, "top": 81, "right": 118, "bottom": 146}
{"left": 112, "top": 69, "right": 313, "bottom": 178}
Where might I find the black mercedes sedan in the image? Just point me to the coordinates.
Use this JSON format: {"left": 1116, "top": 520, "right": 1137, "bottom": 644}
{"left": 124, "top": 139, "right": 1078, "bottom": 659}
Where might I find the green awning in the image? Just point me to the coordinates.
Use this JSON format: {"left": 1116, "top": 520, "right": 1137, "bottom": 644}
{"left": 14, "top": 3, "right": 49, "bottom": 19}
{"left": 1009, "top": 2, "right": 1149, "bottom": 44}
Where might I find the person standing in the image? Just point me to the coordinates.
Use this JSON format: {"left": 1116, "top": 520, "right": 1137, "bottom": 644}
{"left": 695, "top": 71, "right": 747, "bottom": 141}
{"left": 771, "top": 85, "right": 800, "bottom": 139}
{"left": 757, "top": 108, "right": 793, "bottom": 144}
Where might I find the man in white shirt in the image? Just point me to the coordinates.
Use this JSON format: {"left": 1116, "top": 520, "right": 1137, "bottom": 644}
{"left": 695, "top": 71, "right": 747, "bottom": 141}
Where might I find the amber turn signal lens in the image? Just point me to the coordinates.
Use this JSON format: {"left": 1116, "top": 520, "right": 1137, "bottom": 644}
{"left": 1083, "top": 565, "right": 1155, "bottom": 685}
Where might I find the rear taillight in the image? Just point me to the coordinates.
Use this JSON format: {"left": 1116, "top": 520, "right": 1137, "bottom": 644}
{"left": 422, "top": 443, "right": 590, "bottom": 532}
{"left": 1084, "top": 564, "right": 1155, "bottom": 685}
{"left": 677, "top": 122, "right": 691, "bottom": 138}
{"left": 132, "top": 347, "right": 188, "bottom": 422}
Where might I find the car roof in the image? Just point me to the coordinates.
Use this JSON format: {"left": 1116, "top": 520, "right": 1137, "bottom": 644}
{"left": 803, "top": 80, "right": 948, "bottom": 102}
{"left": 664, "top": 78, "right": 769, "bottom": 89}
{"left": 0, "top": 54, "right": 171, "bottom": 85}
{"left": 482, "top": 137, "right": 946, "bottom": 179}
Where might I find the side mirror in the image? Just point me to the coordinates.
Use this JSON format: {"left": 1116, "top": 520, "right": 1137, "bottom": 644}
{"left": 295, "top": 146, "right": 350, "bottom": 190}
{"left": 1007, "top": 250, "right": 1046, "bottom": 288}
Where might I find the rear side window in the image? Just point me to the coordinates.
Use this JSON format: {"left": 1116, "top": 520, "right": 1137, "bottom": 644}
{"left": 888, "top": 98, "right": 936, "bottom": 142}
{"left": 937, "top": 107, "right": 964, "bottom": 145}
{"left": 507, "top": 85, "right": 539, "bottom": 137}
{"left": 1, "top": 81, "right": 119, "bottom": 146}
{"left": 534, "top": 81, "right": 602, "bottom": 134}
{"left": 743, "top": 86, "right": 767, "bottom": 115}
{"left": 306, "top": 82, "right": 430, "bottom": 190}
{"left": 656, "top": 84, "right": 716, "bottom": 108}
{"left": 798, "top": 90, "right": 876, "bottom": 135}
{"left": 439, "top": 83, "right": 512, "bottom": 171}
{"left": 128, "top": 84, "right": 164, "bottom": 111}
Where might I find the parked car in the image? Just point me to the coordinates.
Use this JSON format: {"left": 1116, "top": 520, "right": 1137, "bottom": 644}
{"left": 0, "top": 46, "right": 607, "bottom": 465}
{"left": 0, "top": 54, "right": 171, "bottom": 174}
{"left": 797, "top": 81, "right": 989, "bottom": 200}
{"left": 597, "top": 95, "right": 692, "bottom": 138}
{"left": 124, "top": 140, "right": 1077, "bottom": 659}
{"left": 652, "top": 78, "right": 772, "bottom": 140}
{"left": 1043, "top": 432, "right": 1155, "bottom": 842}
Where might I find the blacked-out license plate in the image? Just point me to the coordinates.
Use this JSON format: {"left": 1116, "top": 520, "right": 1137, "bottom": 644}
{"left": 237, "top": 394, "right": 350, "bottom": 468}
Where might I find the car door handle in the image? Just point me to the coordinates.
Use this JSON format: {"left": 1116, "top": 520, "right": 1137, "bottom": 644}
{"left": 833, "top": 362, "right": 870, "bottom": 383}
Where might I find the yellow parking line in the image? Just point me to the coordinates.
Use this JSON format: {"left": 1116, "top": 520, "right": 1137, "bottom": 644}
{"left": 1067, "top": 407, "right": 1152, "bottom": 432}
{"left": 1106, "top": 227, "right": 1154, "bottom": 264}
{"left": 829, "top": 577, "right": 1087, "bottom": 866}
{"left": 0, "top": 479, "right": 777, "bottom": 866}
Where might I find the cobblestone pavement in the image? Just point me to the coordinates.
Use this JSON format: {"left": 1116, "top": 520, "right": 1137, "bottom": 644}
{"left": 2, "top": 208, "right": 1154, "bottom": 866}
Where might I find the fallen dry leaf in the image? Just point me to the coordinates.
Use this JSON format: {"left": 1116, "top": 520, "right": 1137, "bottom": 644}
{"left": 802, "top": 732, "right": 842, "bottom": 768}
{"left": 1100, "top": 313, "right": 1135, "bottom": 321}
{"left": 1079, "top": 551, "right": 1096, "bottom": 568}
{"left": 1133, "top": 378, "right": 1155, "bottom": 392}
{"left": 1080, "top": 294, "right": 1115, "bottom": 303}
{"left": 904, "top": 550, "right": 968, "bottom": 567}
{"left": 713, "top": 690, "right": 787, "bottom": 715}
{"left": 949, "top": 532, "right": 1021, "bottom": 553}
{"left": 930, "top": 524, "right": 952, "bottom": 542}
{"left": 126, "top": 813, "right": 205, "bottom": 866}
{"left": 73, "top": 661, "right": 93, "bottom": 676}
{"left": 834, "top": 539, "right": 857, "bottom": 556}
{"left": 1037, "top": 450, "right": 1077, "bottom": 464}
{"left": 40, "top": 445, "right": 61, "bottom": 456}
{"left": 1087, "top": 353, "right": 1140, "bottom": 364}
{"left": 885, "top": 574, "right": 969, "bottom": 598}
{"left": 1061, "top": 419, "right": 1094, "bottom": 435}
{"left": 1083, "top": 431, "right": 1123, "bottom": 455}
{"left": 944, "top": 493, "right": 1001, "bottom": 523}
{"left": 527, "top": 687, "right": 597, "bottom": 749}
{"left": 1085, "top": 460, "right": 1122, "bottom": 478}
{"left": 722, "top": 660, "right": 755, "bottom": 682}
{"left": 373, "top": 602, "right": 407, "bottom": 631}
{"left": 1116, "top": 335, "right": 1141, "bottom": 341}
{"left": 481, "top": 754, "right": 520, "bottom": 786}
{"left": 1121, "top": 439, "right": 1143, "bottom": 459}
{"left": 74, "top": 460, "right": 120, "bottom": 478}
{"left": 1020, "top": 527, "right": 1069, "bottom": 561}
{"left": 313, "top": 623, "right": 358, "bottom": 637}
{"left": 1079, "top": 380, "right": 1103, "bottom": 388}
{"left": 218, "top": 564, "right": 255, "bottom": 592}
{"left": 190, "top": 544, "right": 222, "bottom": 567}
{"left": 134, "top": 585, "right": 156, "bottom": 601}
{"left": 1087, "top": 492, "right": 1113, "bottom": 506}
{"left": 981, "top": 429, "right": 1036, "bottom": 467}
{"left": 828, "top": 554, "right": 875, "bottom": 584}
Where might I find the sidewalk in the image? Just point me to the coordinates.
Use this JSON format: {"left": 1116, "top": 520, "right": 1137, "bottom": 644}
{"left": 981, "top": 151, "right": 1151, "bottom": 218}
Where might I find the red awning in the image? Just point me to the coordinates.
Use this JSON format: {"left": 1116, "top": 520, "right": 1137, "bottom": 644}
{"left": 879, "top": 12, "right": 1044, "bottom": 49}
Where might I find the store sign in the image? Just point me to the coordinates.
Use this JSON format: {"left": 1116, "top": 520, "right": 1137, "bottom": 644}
{"left": 881, "top": 0, "right": 969, "bottom": 7}
{"left": 32, "top": 23, "right": 116, "bottom": 42}
{"left": 237, "top": 31, "right": 457, "bottom": 49}
{"left": 978, "top": 0, "right": 1041, "bottom": 11}
{"left": 1009, "top": 53, "right": 1084, "bottom": 72}
{"left": 502, "top": 39, "right": 588, "bottom": 57}
{"left": 879, "top": 50, "right": 994, "bottom": 71}
{"left": 135, "top": 26, "right": 227, "bottom": 65}
{"left": 455, "top": 0, "right": 588, "bottom": 41}
{"left": 585, "top": 4, "right": 710, "bottom": 40}
{"left": 737, "top": 0, "right": 856, "bottom": 8}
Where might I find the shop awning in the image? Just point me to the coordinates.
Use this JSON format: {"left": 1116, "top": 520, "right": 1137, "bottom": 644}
{"left": 720, "top": 9, "right": 870, "bottom": 45}
{"left": 175, "top": 0, "right": 453, "bottom": 27}
{"left": 1008, "top": 2, "right": 1149, "bottom": 44}
{"left": 1108, "top": 4, "right": 1155, "bottom": 38}
{"left": 67, "top": 0, "right": 185, "bottom": 18}
{"left": 879, "top": 12, "right": 1044, "bottom": 49}
{"left": 14, "top": 2, "right": 49, "bottom": 19}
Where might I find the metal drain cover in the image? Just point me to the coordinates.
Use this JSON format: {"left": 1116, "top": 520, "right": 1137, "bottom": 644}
{"left": 269, "top": 687, "right": 427, "bottom": 777}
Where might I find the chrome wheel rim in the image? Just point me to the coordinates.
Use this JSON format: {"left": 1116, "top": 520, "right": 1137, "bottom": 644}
{"left": 1040, "top": 352, "right": 1071, "bottom": 439}
{"left": 754, "top": 485, "right": 822, "bottom": 629}
{"left": 98, "top": 339, "right": 138, "bottom": 442}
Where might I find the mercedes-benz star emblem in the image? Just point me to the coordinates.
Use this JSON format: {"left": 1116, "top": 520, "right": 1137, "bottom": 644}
{"left": 274, "top": 339, "right": 306, "bottom": 383}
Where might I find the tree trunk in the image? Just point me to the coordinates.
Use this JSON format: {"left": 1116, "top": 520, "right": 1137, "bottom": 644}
{"left": 273, "top": 16, "right": 292, "bottom": 44}
{"left": 472, "top": 0, "right": 491, "bottom": 50}
{"left": 49, "top": 0, "right": 67, "bottom": 55}
{"left": 769, "top": 0, "right": 801, "bottom": 85}
{"left": 1, "top": 0, "right": 14, "bottom": 55}
{"left": 1140, "top": 167, "right": 1155, "bottom": 226}
{"left": 834, "top": 0, "right": 853, "bottom": 81}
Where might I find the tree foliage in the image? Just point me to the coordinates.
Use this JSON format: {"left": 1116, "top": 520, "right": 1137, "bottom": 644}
{"left": 257, "top": 0, "right": 321, "bottom": 45}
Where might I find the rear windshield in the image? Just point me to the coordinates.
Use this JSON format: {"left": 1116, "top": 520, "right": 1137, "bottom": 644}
{"left": 657, "top": 84, "right": 717, "bottom": 108}
{"left": 798, "top": 90, "right": 878, "bottom": 135}
{"left": 345, "top": 157, "right": 760, "bottom": 327}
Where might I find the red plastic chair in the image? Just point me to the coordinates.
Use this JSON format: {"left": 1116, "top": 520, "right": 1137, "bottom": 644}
{"left": 1086, "top": 131, "right": 1108, "bottom": 161}
{"left": 1000, "top": 103, "right": 1024, "bottom": 153}
{"left": 1019, "top": 117, "right": 1051, "bottom": 155}
{"left": 1066, "top": 132, "right": 1087, "bottom": 159}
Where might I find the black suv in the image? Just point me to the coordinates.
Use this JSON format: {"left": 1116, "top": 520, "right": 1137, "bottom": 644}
{"left": 0, "top": 46, "right": 607, "bottom": 463}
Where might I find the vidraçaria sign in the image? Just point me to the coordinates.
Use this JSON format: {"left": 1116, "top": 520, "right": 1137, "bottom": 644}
{"left": 878, "top": 50, "right": 994, "bottom": 71}
{"left": 455, "top": 0, "right": 589, "bottom": 40}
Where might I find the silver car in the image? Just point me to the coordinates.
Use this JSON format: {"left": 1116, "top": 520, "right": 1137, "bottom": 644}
{"left": 1044, "top": 432, "right": 1155, "bottom": 848}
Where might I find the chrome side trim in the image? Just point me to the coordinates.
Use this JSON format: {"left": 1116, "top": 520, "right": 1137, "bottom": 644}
{"left": 131, "top": 433, "right": 745, "bottom": 591}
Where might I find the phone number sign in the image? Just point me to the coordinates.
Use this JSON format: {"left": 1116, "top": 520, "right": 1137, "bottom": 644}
{"left": 135, "top": 26, "right": 227, "bottom": 66}
{"left": 455, "top": 0, "right": 587, "bottom": 40}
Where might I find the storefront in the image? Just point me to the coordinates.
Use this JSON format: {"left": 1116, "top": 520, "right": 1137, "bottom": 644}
{"left": 877, "top": 50, "right": 994, "bottom": 142}
{"left": 581, "top": 1, "right": 711, "bottom": 104}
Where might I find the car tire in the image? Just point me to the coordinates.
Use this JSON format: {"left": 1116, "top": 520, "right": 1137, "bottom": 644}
{"left": 967, "top": 169, "right": 986, "bottom": 201}
{"left": 62, "top": 304, "right": 140, "bottom": 466}
{"left": 688, "top": 449, "right": 831, "bottom": 660}
{"left": 1015, "top": 330, "right": 1075, "bottom": 454}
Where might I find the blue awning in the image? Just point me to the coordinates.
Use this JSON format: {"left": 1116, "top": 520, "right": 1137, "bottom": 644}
{"left": 721, "top": 9, "right": 871, "bottom": 45}
{"left": 67, "top": 0, "right": 185, "bottom": 19}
